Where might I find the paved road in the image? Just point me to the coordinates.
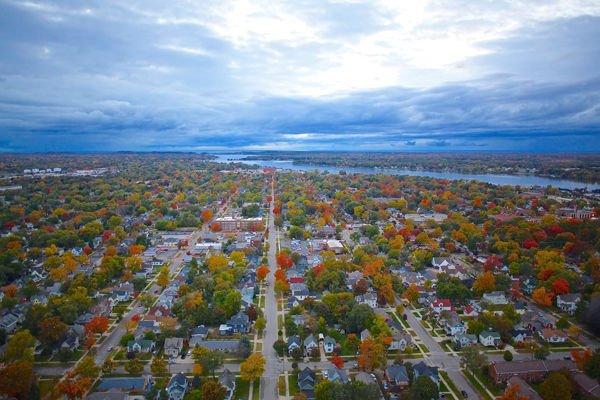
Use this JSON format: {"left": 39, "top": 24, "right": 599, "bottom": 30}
{"left": 260, "top": 175, "right": 280, "bottom": 400}
{"left": 402, "top": 305, "right": 481, "bottom": 400}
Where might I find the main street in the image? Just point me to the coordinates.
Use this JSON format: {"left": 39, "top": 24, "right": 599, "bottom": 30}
{"left": 260, "top": 174, "right": 280, "bottom": 400}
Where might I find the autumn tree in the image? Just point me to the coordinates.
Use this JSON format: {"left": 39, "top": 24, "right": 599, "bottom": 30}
{"left": 4, "top": 329, "right": 35, "bottom": 362}
{"left": 276, "top": 252, "right": 293, "bottom": 269}
{"left": 255, "top": 316, "right": 266, "bottom": 333}
{"left": 151, "top": 355, "right": 168, "bottom": 376}
{"left": 0, "top": 361, "right": 34, "bottom": 399}
{"left": 201, "top": 209, "right": 214, "bottom": 223}
{"left": 74, "top": 355, "right": 99, "bottom": 379}
{"left": 240, "top": 353, "right": 265, "bottom": 382}
{"left": 357, "top": 337, "right": 386, "bottom": 371}
{"left": 500, "top": 382, "right": 529, "bottom": 400}
{"left": 473, "top": 271, "right": 496, "bottom": 295}
{"left": 200, "top": 379, "right": 227, "bottom": 400}
{"left": 192, "top": 347, "right": 224, "bottom": 378}
{"left": 331, "top": 355, "right": 345, "bottom": 368}
{"left": 85, "top": 316, "right": 109, "bottom": 335}
{"left": 57, "top": 372, "right": 92, "bottom": 400}
{"left": 404, "top": 284, "right": 419, "bottom": 303}
{"left": 156, "top": 265, "right": 170, "bottom": 288}
{"left": 125, "top": 357, "right": 144, "bottom": 375}
{"left": 532, "top": 287, "right": 554, "bottom": 307}
{"left": 38, "top": 316, "right": 68, "bottom": 346}
{"left": 256, "top": 265, "right": 269, "bottom": 282}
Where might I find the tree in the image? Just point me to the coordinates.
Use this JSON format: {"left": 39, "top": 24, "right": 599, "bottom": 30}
{"left": 156, "top": 265, "right": 170, "bottom": 288}
{"left": 201, "top": 209, "right": 214, "bottom": 223}
{"left": 410, "top": 376, "right": 439, "bottom": 400}
{"left": 276, "top": 252, "right": 293, "bottom": 269}
{"left": 461, "top": 345, "right": 487, "bottom": 372}
{"left": 404, "top": 284, "right": 419, "bottom": 303}
{"left": 192, "top": 347, "right": 224, "bottom": 378}
{"left": 534, "top": 344, "right": 550, "bottom": 360}
{"left": 473, "top": 271, "right": 496, "bottom": 295}
{"left": 584, "top": 350, "right": 600, "bottom": 379}
{"left": 200, "top": 379, "right": 227, "bottom": 400}
{"left": 56, "top": 373, "right": 92, "bottom": 400}
{"left": 331, "top": 354, "right": 345, "bottom": 368}
{"left": 357, "top": 337, "right": 386, "bottom": 371}
{"left": 551, "top": 278, "right": 570, "bottom": 295}
{"left": 4, "top": 329, "right": 35, "bottom": 362}
{"left": 532, "top": 287, "right": 554, "bottom": 307}
{"left": 500, "top": 382, "right": 529, "bottom": 400}
{"left": 315, "top": 380, "right": 337, "bottom": 400}
{"left": 240, "top": 353, "right": 265, "bottom": 382}
{"left": 256, "top": 265, "right": 269, "bottom": 282}
{"left": 0, "top": 360, "right": 34, "bottom": 399}
{"left": 37, "top": 316, "right": 68, "bottom": 346}
{"left": 273, "top": 339, "right": 286, "bottom": 357}
{"left": 503, "top": 350, "right": 513, "bottom": 361}
{"left": 85, "top": 315, "right": 109, "bottom": 335}
{"left": 570, "top": 349, "right": 591, "bottom": 370}
{"left": 346, "top": 304, "right": 375, "bottom": 333}
{"left": 255, "top": 317, "right": 266, "bottom": 333}
{"left": 102, "top": 358, "right": 115, "bottom": 374}
{"left": 75, "top": 355, "right": 99, "bottom": 379}
{"left": 237, "top": 336, "right": 252, "bottom": 359}
{"left": 125, "top": 357, "right": 144, "bottom": 375}
{"left": 556, "top": 317, "right": 569, "bottom": 330}
{"left": 538, "top": 372, "right": 572, "bottom": 400}
{"left": 151, "top": 355, "right": 168, "bottom": 376}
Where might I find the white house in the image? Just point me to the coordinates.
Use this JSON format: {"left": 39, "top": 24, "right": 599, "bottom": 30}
{"left": 539, "top": 328, "right": 567, "bottom": 344}
{"left": 304, "top": 334, "right": 318, "bottom": 356}
{"left": 556, "top": 294, "right": 581, "bottom": 314}
{"left": 482, "top": 291, "right": 508, "bottom": 305}
{"left": 479, "top": 330, "right": 501, "bottom": 347}
{"left": 323, "top": 336, "right": 336, "bottom": 354}
{"left": 164, "top": 337, "right": 184, "bottom": 358}
{"left": 452, "top": 333, "right": 477, "bottom": 348}
{"left": 355, "top": 291, "right": 378, "bottom": 308}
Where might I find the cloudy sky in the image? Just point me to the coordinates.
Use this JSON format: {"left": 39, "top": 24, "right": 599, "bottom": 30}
{"left": 0, "top": 0, "right": 599, "bottom": 152}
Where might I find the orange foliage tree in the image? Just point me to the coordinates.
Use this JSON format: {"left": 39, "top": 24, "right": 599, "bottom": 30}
{"left": 256, "top": 265, "right": 269, "bottom": 282}
{"left": 85, "top": 316, "right": 109, "bottom": 335}
{"left": 532, "top": 287, "right": 554, "bottom": 307}
{"left": 276, "top": 252, "right": 293, "bottom": 269}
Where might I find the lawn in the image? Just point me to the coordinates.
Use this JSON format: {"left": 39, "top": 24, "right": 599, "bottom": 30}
{"left": 234, "top": 378, "right": 251, "bottom": 400}
{"left": 473, "top": 368, "right": 503, "bottom": 396}
{"left": 418, "top": 343, "right": 429, "bottom": 353}
{"left": 464, "top": 371, "right": 493, "bottom": 400}
{"left": 289, "top": 373, "right": 299, "bottom": 395}
{"left": 260, "top": 296, "right": 266, "bottom": 308}
{"left": 439, "top": 371, "right": 464, "bottom": 400}
{"left": 278, "top": 375, "right": 286, "bottom": 396}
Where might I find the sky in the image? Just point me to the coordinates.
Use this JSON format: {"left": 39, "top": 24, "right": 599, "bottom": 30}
{"left": 0, "top": 0, "right": 599, "bottom": 152}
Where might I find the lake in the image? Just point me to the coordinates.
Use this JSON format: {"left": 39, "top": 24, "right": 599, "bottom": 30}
{"left": 210, "top": 153, "right": 600, "bottom": 190}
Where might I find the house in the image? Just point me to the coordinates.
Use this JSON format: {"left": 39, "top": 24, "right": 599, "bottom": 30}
{"left": 539, "top": 328, "right": 567, "bottom": 344}
{"left": 191, "top": 325, "right": 208, "bottom": 341}
{"left": 288, "top": 296, "right": 302, "bottom": 308}
{"left": 432, "top": 257, "right": 454, "bottom": 270}
{"left": 0, "top": 313, "right": 19, "bottom": 333}
{"left": 325, "top": 239, "right": 344, "bottom": 254}
{"left": 127, "top": 340, "right": 155, "bottom": 353}
{"left": 347, "top": 271, "right": 364, "bottom": 290}
{"left": 164, "top": 338, "right": 184, "bottom": 358}
{"left": 452, "top": 333, "right": 478, "bottom": 348}
{"left": 194, "top": 340, "right": 240, "bottom": 352}
{"left": 304, "top": 334, "right": 318, "bottom": 356}
{"left": 323, "top": 336, "right": 336, "bottom": 353}
{"left": 166, "top": 373, "right": 188, "bottom": 400}
{"left": 431, "top": 298, "right": 452, "bottom": 314}
{"left": 360, "top": 329, "right": 372, "bottom": 342}
{"left": 219, "top": 369, "right": 236, "bottom": 400}
{"left": 325, "top": 366, "right": 349, "bottom": 384}
{"left": 219, "top": 324, "right": 233, "bottom": 336}
{"left": 556, "top": 294, "right": 581, "bottom": 314}
{"left": 288, "top": 335, "right": 302, "bottom": 354}
{"left": 298, "top": 367, "right": 317, "bottom": 399}
{"left": 290, "top": 283, "right": 310, "bottom": 301}
{"left": 510, "top": 329, "right": 532, "bottom": 344}
{"left": 479, "top": 330, "right": 501, "bottom": 347}
{"left": 482, "top": 291, "right": 508, "bottom": 305}
{"left": 443, "top": 312, "right": 467, "bottom": 336}
{"left": 292, "top": 314, "right": 309, "bottom": 327}
{"left": 389, "top": 331, "right": 413, "bottom": 351}
{"left": 226, "top": 311, "right": 250, "bottom": 333}
{"left": 355, "top": 291, "right": 378, "bottom": 308}
{"left": 95, "top": 376, "right": 151, "bottom": 393}
{"left": 505, "top": 377, "right": 542, "bottom": 400}
{"left": 572, "top": 372, "right": 600, "bottom": 399}
{"left": 385, "top": 364, "right": 410, "bottom": 391}
{"left": 135, "top": 320, "right": 161, "bottom": 339}
{"left": 489, "top": 360, "right": 577, "bottom": 384}
{"left": 413, "top": 361, "right": 439, "bottom": 386}
{"left": 463, "top": 304, "right": 479, "bottom": 317}
{"left": 61, "top": 333, "right": 80, "bottom": 350}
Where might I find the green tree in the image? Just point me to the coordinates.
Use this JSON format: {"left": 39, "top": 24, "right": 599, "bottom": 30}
{"left": 410, "top": 376, "right": 439, "bottom": 400}
{"left": 255, "top": 316, "right": 266, "bottom": 333}
{"left": 4, "top": 329, "right": 35, "bottom": 363}
{"left": 503, "top": 350, "right": 513, "bottom": 361}
{"left": 75, "top": 355, "right": 100, "bottom": 378}
{"left": 125, "top": 357, "right": 144, "bottom": 375}
{"left": 192, "top": 347, "right": 224, "bottom": 378}
{"left": 461, "top": 345, "right": 488, "bottom": 372}
{"left": 151, "top": 355, "right": 168, "bottom": 376}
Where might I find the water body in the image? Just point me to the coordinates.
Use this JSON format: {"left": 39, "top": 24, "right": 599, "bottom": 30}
{"left": 211, "top": 153, "right": 600, "bottom": 190}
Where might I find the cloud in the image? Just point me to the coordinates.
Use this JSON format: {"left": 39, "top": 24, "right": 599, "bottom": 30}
{"left": 0, "top": 0, "right": 599, "bottom": 152}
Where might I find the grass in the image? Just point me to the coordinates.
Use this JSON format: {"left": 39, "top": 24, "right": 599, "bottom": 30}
{"left": 260, "top": 296, "right": 266, "bottom": 308}
{"left": 234, "top": 378, "right": 251, "bottom": 400}
{"left": 39, "top": 378, "right": 59, "bottom": 398}
{"left": 278, "top": 375, "right": 286, "bottom": 396}
{"left": 418, "top": 343, "right": 429, "bottom": 353}
{"left": 464, "top": 370, "right": 493, "bottom": 400}
{"left": 252, "top": 382, "right": 260, "bottom": 400}
{"left": 277, "top": 315, "right": 283, "bottom": 330}
{"left": 473, "top": 368, "right": 502, "bottom": 396}
{"left": 289, "top": 373, "right": 299, "bottom": 395}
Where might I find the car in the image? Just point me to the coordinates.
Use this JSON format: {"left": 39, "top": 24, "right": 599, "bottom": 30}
{"left": 107, "top": 346, "right": 114, "bottom": 352}
{"left": 564, "top": 356, "right": 572, "bottom": 360}
{"left": 461, "top": 390, "right": 468, "bottom": 398}
{"left": 383, "top": 382, "right": 389, "bottom": 390}
{"left": 180, "top": 353, "right": 186, "bottom": 359}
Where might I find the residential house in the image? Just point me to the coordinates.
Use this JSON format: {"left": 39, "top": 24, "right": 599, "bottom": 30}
{"left": 385, "top": 364, "right": 410, "bottom": 391}
{"left": 479, "top": 330, "right": 501, "bottom": 347}
{"left": 572, "top": 372, "right": 600, "bottom": 399}
{"left": 539, "top": 328, "right": 567, "bottom": 344}
{"left": 195, "top": 340, "right": 239, "bottom": 352}
{"left": 431, "top": 257, "right": 454, "bottom": 270}
{"left": 323, "top": 336, "right": 336, "bottom": 354}
{"left": 287, "top": 335, "right": 301, "bottom": 354}
{"left": 325, "top": 366, "right": 349, "bottom": 384}
{"left": 463, "top": 304, "right": 479, "bottom": 317}
{"left": 191, "top": 325, "right": 208, "bottom": 341}
{"left": 452, "top": 333, "right": 477, "bottom": 348}
{"left": 442, "top": 312, "right": 467, "bottom": 336}
{"left": 510, "top": 329, "right": 532, "bottom": 344}
{"left": 226, "top": 311, "right": 250, "bottom": 334}
{"left": 505, "top": 377, "right": 542, "bottom": 400}
{"left": 290, "top": 283, "right": 310, "bottom": 301}
{"left": 413, "top": 361, "right": 440, "bottom": 386}
{"left": 298, "top": 367, "right": 316, "bottom": 399}
{"left": 127, "top": 340, "right": 155, "bottom": 353}
{"left": 166, "top": 373, "right": 188, "bottom": 400}
{"left": 219, "top": 369, "right": 236, "bottom": 400}
{"left": 355, "top": 291, "right": 378, "bottom": 309}
{"left": 95, "top": 376, "right": 151, "bottom": 394}
{"left": 431, "top": 298, "right": 452, "bottom": 314}
{"left": 556, "top": 294, "right": 581, "bottom": 314}
{"left": 304, "top": 334, "right": 318, "bottom": 356}
{"left": 164, "top": 338, "right": 184, "bottom": 358}
{"left": 360, "top": 329, "right": 372, "bottom": 342}
{"left": 389, "top": 331, "right": 413, "bottom": 351}
{"left": 482, "top": 291, "right": 508, "bottom": 305}
{"left": 0, "top": 312, "right": 19, "bottom": 333}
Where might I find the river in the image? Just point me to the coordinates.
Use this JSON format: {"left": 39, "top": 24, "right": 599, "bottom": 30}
{"left": 210, "top": 153, "right": 600, "bottom": 190}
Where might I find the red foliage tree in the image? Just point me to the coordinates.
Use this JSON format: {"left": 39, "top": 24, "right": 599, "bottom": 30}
{"left": 551, "top": 278, "right": 570, "bottom": 295}
{"left": 331, "top": 355, "right": 345, "bottom": 369}
{"left": 276, "top": 252, "right": 293, "bottom": 269}
{"left": 522, "top": 238, "right": 539, "bottom": 249}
